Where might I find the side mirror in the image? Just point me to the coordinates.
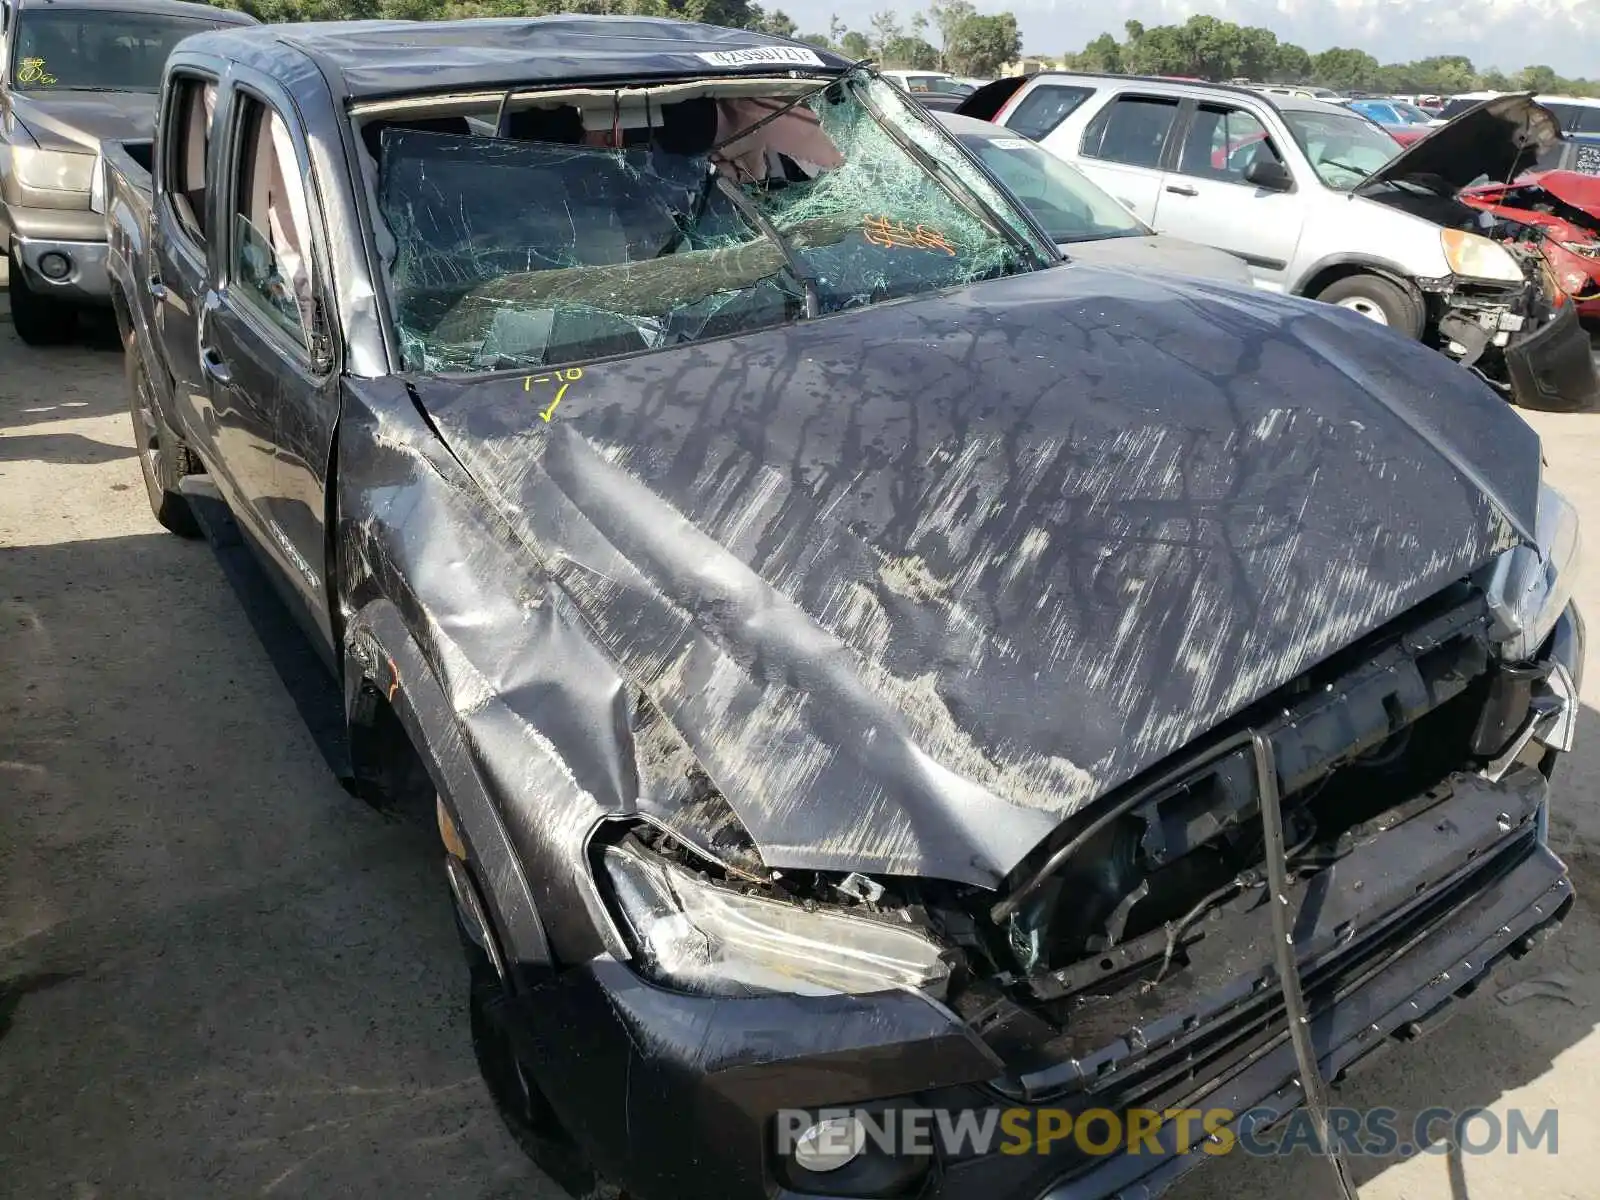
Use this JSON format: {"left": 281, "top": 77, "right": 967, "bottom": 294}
{"left": 1244, "top": 159, "right": 1294, "bottom": 192}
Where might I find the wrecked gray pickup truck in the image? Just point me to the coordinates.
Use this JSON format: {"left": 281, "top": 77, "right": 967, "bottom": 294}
{"left": 103, "top": 15, "right": 1582, "bottom": 1200}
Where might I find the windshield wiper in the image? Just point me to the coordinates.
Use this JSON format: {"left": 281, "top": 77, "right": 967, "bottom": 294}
{"left": 713, "top": 174, "right": 821, "bottom": 318}
{"left": 1321, "top": 159, "right": 1372, "bottom": 179}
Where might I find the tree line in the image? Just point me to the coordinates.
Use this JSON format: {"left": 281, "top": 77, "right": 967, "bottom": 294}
{"left": 205, "top": 1, "right": 1598, "bottom": 96}
{"left": 210, "top": 0, "right": 1022, "bottom": 77}
{"left": 1058, "top": 16, "right": 1600, "bottom": 97}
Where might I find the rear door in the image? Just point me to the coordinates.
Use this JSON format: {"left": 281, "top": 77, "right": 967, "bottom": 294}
{"left": 204, "top": 75, "right": 338, "bottom": 648}
{"left": 1151, "top": 101, "right": 1304, "bottom": 288}
{"left": 1066, "top": 92, "right": 1183, "bottom": 224}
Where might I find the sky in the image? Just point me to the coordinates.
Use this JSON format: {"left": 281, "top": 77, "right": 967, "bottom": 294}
{"left": 780, "top": 0, "right": 1600, "bottom": 78}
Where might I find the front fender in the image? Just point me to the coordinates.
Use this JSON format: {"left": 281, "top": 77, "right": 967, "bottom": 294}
{"left": 343, "top": 599, "right": 552, "bottom": 980}
{"left": 334, "top": 377, "right": 634, "bottom": 975}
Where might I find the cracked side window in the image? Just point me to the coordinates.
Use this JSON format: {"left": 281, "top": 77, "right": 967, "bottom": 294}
{"left": 375, "top": 70, "right": 1049, "bottom": 373}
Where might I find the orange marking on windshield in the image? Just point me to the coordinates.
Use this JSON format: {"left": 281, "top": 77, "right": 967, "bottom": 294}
{"left": 863, "top": 214, "right": 956, "bottom": 256}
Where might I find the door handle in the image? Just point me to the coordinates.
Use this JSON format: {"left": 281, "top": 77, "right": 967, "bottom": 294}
{"left": 146, "top": 272, "right": 168, "bottom": 301}
{"left": 199, "top": 347, "right": 232, "bottom": 385}
{"left": 1165, "top": 184, "right": 1199, "bottom": 197}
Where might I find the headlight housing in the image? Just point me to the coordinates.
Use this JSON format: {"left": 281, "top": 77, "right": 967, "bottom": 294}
{"left": 1441, "top": 228, "right": 1525, "bottom": 283}
{"left": 600, "top": 840, "right": 950, "bottom": 998}
{"left": 1484, "top": 482, "right": 1581, "bottom": 661}
{"left": 8, "top": 145, "right": 96, "bottom": 193}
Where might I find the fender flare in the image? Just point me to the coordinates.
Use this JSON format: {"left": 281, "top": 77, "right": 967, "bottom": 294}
{"left": 343, "top": 598, "right": 552, "bottom": 979}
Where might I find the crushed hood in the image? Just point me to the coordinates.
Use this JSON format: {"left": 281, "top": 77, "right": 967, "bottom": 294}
{"left": 1527, "top": 168, "right": 1600, "bottom": 216}
{"left": 8, "top": 92, "right": 157, "bottom": 155}
{"left": 415, "top": 264, "right": 1538, "bottom": 888}
{"left": 1359, "top": 92, "right": 1561, "bottom": 195}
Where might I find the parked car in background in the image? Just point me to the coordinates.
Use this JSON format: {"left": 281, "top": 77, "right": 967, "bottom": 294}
{"left": 1462, "top": 169, "right": 1600, "bottom": 317}
{"left": 957, "top": 76, "right": 1598, "bottom": 408}
{"left": 1534, "top": 95, "right": 1600, "bottom": 144}
{"left": 933, "top": 111, "right": 1253, "bottom": 282}
{"left": 1256, "top": 83, "right": 1344, "bottom": 101}
{"left": 879, "top": 69, "right": 973, "bottom": 111}
{"left": 1440, "top": 90, "right": 1504, "bottom": 120}
{"left": 1344, "top": 97, "right": 1443, "bottom": 145}
{"left": 102, "top": 19, "right": 1582, "bottom": 1200}
{"left": 0, "top": 0, "right": 253, "bottom": 344}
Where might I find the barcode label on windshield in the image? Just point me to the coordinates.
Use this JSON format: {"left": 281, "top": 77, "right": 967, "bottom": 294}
{"left": 697, "top": 47, "right": 825, "bottom": 68}
{"left": 991, "top": 138, "right": 1032, "bottom": 150}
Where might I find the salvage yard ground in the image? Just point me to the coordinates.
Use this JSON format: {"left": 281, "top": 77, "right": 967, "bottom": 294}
{"left": 2, "top": 258, "right": 1599, "bottom": 1200}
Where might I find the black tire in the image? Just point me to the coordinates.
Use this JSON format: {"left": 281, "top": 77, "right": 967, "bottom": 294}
{"left": 6, "top": 253, "right": 77, "bottom": 346}
{"left": 125, "top": 333, "right": 202, "bottom": 537}
{"left": 1315, "top": 273, "right": 1425, "bottom": 339}
{"left": 466, "top": 945, "right": 624, "bottom": 1199}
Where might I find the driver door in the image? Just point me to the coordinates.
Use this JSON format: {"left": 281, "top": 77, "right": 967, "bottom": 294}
{"left": 1151, "top": 102, "right": 1305, "bottom": 290}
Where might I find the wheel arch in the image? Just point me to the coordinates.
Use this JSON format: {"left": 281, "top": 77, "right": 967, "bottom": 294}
{"left": 342, "top": 598, "right": 553, "bottom": 984}
{"left": 1292, "top": 254, "right": 1425, "bottom": 306}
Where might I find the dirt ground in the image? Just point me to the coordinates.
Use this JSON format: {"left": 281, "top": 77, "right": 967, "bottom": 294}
{"left": 1, "top": 258, "right": 1597, "bottom": 1200}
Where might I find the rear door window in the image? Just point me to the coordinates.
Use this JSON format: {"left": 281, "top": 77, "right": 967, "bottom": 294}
{"left": 163, "top": 74, "right": 217, "bottom": 243}
{"left": 1080, "top": 95, "right": 1180, "bottom": 169}
{"left": 1565, "top": 105, "right": 1600, "bottom": 134}
{"left": 1004, "top": 84, "right": 1095, "bottom": 142}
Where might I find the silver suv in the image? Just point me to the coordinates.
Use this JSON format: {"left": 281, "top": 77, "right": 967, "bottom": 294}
{"left": 958, "top": 73, "right": 1598, "bottom": 408}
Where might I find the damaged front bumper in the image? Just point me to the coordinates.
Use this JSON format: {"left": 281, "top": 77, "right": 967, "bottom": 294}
{"left": 1503, "top": 298, "right": 1599, "bottom": 411}
{"left": 493, "top": 609, "right": 1583, "bottom": 1200}
{"left": 1434, "top": 273, "right": 1600, "bottom": 411}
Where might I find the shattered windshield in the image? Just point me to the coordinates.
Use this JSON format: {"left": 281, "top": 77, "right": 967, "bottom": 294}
{"left": 374, "top": 69, "right": 1051, "bottom": 373}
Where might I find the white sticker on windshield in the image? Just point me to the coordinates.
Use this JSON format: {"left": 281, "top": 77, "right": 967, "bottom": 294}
{"left": 991, "top": 138, "right": 1032, "bottom": 151}
{"left": 697, "top": 46, "right": 825, "bottom": 68}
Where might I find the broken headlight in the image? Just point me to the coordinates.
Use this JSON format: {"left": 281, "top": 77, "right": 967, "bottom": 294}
{"left": 1484, "top": 482, "right": 1582, "bottom": 661}
{"left": 600, "top": 840, "right": 950, "bottom": 998}
{"left": 1441, "top": 228, "right": 1524, "bottom": 283}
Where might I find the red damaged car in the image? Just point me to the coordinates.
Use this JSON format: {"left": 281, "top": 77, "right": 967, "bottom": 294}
{"left": 1462, "top": 169, "right": 1600, "bottom": 317}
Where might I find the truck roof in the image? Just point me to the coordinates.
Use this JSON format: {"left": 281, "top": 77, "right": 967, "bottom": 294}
{"left": 13, "top": 0, "right": 254, "bottom": 19}
{"left": 183, "top": 16, "right": 851, "bottom": 103}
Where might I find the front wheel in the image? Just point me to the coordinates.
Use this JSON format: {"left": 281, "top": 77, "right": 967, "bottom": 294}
{"left": 466, "top": 945, "right": 624, "bottom": 1199}
{"left": 1315, "top": 273, "right": 1425, "bottom": 339}
{"left": 125, "top": 333, "right": 201, "bottom": 537}
{"left": 7, "top": 254, "right": 77, "bottom": 346}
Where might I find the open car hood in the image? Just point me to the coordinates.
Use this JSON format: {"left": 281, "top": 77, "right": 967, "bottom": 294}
{"left": 1358, "top": 92, "right": 1561, "bottom": 195}
{"left": 1356, "top": 93, "right": 1555, "bottom": 195}
{"left": 415, "top": 265, "right": 1538, "bottom": 888}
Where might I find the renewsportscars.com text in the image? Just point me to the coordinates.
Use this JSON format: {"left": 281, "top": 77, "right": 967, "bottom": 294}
{"left": 775, "top": 1105, "right": 1559, "bottom": 1160}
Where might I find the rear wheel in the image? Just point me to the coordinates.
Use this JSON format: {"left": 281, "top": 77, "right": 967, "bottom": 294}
{"left": 1315, "top": 273, "right": 1425, "bottom": 338}
{"left": 125, "top": 333, "right": 201, "bottom": 537}
{"left": 7, "top": 254, "right": 76, "bottom": 347}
